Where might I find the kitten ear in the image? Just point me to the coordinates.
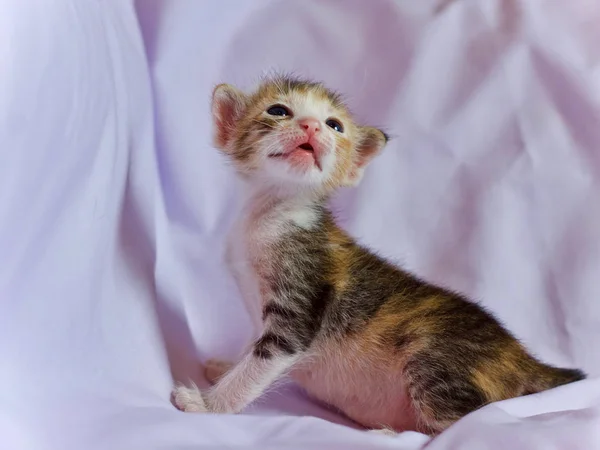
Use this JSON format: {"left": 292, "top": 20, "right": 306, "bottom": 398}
{"left": 345, "top": 127, "right": 388, "bottom": 186}
{"left": 212, "top": 84, "right": 248, "bottom": 149}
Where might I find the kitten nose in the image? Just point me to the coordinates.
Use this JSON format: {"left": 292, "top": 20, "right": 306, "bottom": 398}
{"left": 298, "top": 118, "right": 320, "bottom": 135}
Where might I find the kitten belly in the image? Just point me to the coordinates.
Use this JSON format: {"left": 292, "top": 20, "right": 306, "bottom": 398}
{"left": 290, "top": 341, "right": 419, "bottom": 431}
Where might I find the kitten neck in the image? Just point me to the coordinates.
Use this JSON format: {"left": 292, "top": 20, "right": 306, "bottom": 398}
{"left": 244, "top": 181, "right": 328, "bottom": 210}
{"left": 240, "top": 182, "right": 328, "bottom": 232}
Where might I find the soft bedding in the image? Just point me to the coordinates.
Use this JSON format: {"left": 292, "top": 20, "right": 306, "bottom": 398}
{"left": 1, "top": 0, "right": 599, "bottom": 448}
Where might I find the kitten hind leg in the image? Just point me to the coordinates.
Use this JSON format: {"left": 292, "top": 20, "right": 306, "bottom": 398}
{"left": 205, "top": 359, "right": 233, "bottom": 385}
{"left": 405, "top": 354, "right": 489, "bottom": 434}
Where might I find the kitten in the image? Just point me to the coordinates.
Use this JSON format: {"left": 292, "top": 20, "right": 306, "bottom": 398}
{"left": 172, "top": 75, "right": 586, "bottom": 435}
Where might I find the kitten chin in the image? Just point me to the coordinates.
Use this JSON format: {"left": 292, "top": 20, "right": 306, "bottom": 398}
{"left": 172, "top": 74, "right": 586, "bottom": 435}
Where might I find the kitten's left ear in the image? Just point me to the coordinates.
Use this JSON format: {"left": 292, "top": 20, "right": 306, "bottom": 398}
{"left": 212, "top": 83, "right": 248, "bottom": 149}
{"left": 345, "top": 127, "right": 389, "bottom": 186}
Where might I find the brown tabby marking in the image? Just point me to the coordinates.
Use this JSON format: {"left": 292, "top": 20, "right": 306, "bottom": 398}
{"left": 172, "top": 74, "right": 585, "bottom": 435}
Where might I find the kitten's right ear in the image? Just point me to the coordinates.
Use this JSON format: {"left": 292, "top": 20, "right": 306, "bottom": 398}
{"left": 212, "top": 84, "right": 248, "bottom": 149}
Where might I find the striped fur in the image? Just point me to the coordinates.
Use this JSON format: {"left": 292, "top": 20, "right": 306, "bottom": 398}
{"left": 172, "top": 75, "right": 586, "bottom": 435}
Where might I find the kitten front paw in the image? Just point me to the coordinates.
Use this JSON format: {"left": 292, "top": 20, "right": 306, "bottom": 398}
{"left": 204, "top": 359, "right": 233, "bottom": 385}
{"left": 172, "top": 383, "right": 207, "bottom": 413}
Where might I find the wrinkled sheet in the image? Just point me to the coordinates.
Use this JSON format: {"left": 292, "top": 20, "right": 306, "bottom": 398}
{"left": 1, "top": 0, "right": 599, "bottom": 448}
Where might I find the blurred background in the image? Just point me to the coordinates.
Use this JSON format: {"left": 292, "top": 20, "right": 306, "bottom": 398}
{"left": 0, "top": 1, "right": 598, "bottom": 449}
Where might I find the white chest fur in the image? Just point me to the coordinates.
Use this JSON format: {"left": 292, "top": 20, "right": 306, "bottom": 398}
{"left": 225, "top": 190, "right": 320, "bottom": 338}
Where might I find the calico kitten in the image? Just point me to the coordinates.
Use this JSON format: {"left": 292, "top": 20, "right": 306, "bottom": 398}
{"left": 172, "top": 75, "right": 585, "bottom": 435}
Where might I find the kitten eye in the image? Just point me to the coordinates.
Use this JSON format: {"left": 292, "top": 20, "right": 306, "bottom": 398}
{"left": 326, "top": 118, "right": 344, "bottom": 133}
{"left": 267, "top": 104, "right": 291, "bottom": 117}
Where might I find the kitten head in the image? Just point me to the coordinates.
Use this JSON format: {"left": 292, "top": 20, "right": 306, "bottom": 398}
{"left": 211, "top": 75, "right": 388, "bottom": 194}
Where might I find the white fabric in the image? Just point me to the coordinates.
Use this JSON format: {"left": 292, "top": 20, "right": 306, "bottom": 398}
{"left": 1, "top": 0, "right": 599, "bottom": 448}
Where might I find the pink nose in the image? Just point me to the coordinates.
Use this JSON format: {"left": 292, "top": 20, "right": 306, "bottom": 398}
{"left": 298, "top": 118, "right": 320, "bottom": 135}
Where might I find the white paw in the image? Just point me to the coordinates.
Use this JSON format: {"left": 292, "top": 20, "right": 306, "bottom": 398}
{"left": 204, "top": 359, "right": 232, "bottom": 385}
{"left": 172, "top": 383, "right": 207, "bottom": 413}
{"left": 368, "top": 428, "right": 397, "bottom": 437}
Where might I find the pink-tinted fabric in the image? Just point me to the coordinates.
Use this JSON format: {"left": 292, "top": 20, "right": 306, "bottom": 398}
{"left": 1, "top": 0, "right": 599, "bottom": 448}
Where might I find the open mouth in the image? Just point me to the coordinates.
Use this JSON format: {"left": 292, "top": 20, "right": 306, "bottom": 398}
{"left": 268, "top": 142, "right": 321, "bottom": 170}
{"left": 269, "top": 142, "right": 314, "bottom": 158}
{"left": 298, "top": 143, "right": 314, "bottom": 151}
